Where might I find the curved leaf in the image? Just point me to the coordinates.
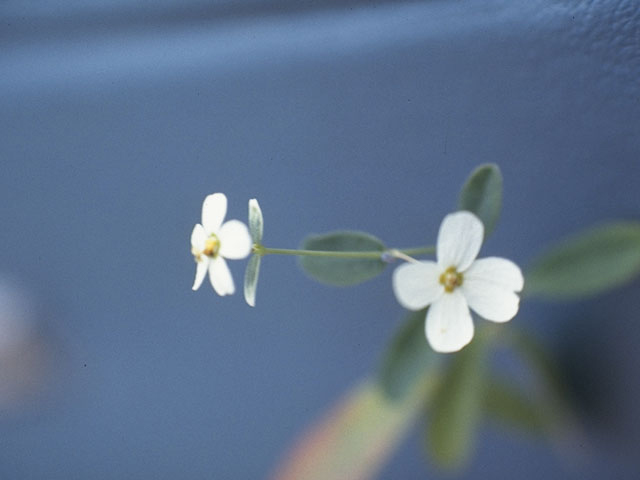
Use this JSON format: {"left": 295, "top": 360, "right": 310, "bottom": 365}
{"left": 458, "top": 163, "right": 503, "bottom": 237}
{"left": 503, "top": 328, "right": 585, "bottom": 450}
{"left": 484, "top": 377, "right": 546, "bottom": 434}
{"left": 525, "top": 222, "right": 640, "bottom": 299}
{"left": 427, "top": 328, "right": 491, "bottom": 470}
{"left": 299, "top": 231, "right": 386, "bottom": 286}
{"left": 506, "top": 329, "right": 575, "bottom": 423}
{"left": 378, "top": 308, "right": 438, "bottom": 401}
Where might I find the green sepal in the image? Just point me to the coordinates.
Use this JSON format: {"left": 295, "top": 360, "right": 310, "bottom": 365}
{"left": 244, "top": 254, "right": 262, "bottom": 307}
{"left": 248, "top": 198, "right": 264, "bottom": 244}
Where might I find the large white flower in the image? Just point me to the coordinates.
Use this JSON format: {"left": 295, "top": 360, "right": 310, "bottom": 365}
{"left": 392, "top": 211, "right": 524, "bottom": 353}
{"left": 191, "top": 193, "right": 252, "bottom": 295}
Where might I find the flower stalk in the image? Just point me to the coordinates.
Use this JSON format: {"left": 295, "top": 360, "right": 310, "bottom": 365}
{"left": 253, "top": 245, "right": 435, "bottom": 259}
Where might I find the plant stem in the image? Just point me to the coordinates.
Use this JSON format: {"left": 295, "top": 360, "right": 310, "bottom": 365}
{"left": 255, "top": 245, "right": 435, "bottom": 259}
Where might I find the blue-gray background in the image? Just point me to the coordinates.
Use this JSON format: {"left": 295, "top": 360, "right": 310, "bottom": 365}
{"left": 1, "top": 0, "right": 639, "bottom": 478}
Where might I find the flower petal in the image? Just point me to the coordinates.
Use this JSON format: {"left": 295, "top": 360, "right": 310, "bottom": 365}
{"left": 208, "top": 257, "right": 235, "bottom": 296}
{"left": 192, "top": 258, "right": 209, "bottom": 291}
{"left": 462, "top": 278, "right": 520, "bottom": 323}
{"left": 437, "top": 211, "right": 484, "bottom": 271}
{"left": 425, "top": 290, "right": 474, "bottom": 353}
{"left": 219, "top": 220, "right": 252, "bottom": 259}
{"left": 464, "top": 257, "right": 524, "bottom": 292}
{"left": 202, "top": 193, "right": 227, "bottom": 233}
{"left": 392, "top": 261, "right": 443, "bottom": 310}
{"left": 191, "top": 224, "right": 206, "bottom": 249}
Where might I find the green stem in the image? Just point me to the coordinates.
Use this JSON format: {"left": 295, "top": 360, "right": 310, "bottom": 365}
{"left": 255, "top": 245, "right": 435, "bottom": 259}
{"left": 398, "top": 246, "right": 436, "bottom": 256}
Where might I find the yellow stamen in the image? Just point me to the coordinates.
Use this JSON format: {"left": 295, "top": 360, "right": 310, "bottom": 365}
{"left": 439, "top": 266, "right": 463, "bottom": 293}
{"left": 202, "top": 235, "right": 220, "bottom": 258}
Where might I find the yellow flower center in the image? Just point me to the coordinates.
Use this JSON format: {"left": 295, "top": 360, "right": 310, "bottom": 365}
{"left": 203, "top": 235, "right": 221, "bottom": 257}
{"left": 439, "top": 266, "right": 463, "bottom": 293}
{"left": 192, "top": 234, "right": 220, "bottom": 262}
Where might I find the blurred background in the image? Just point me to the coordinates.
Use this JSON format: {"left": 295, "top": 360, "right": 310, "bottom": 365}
{"left": 1, "top": 0, "right": 639, "bottom": 478}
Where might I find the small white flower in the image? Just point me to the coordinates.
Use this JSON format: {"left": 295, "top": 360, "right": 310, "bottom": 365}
{"left": 191, "top": 193, "right": 252, "bottom": 296}
{"left": 392, "top": 211, "right": 524, "bottom": 353}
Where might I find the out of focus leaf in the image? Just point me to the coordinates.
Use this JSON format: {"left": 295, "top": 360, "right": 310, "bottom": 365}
{"left": 378, "top": 308, "right": 438, "bottom": 401}
{"left": 299, "top": 231, "right": 386, "bottom": 286}
{"left": 525, "top": 222, "right": 640, "bottom": 299}
{"left": 506, "top": 328, "right": 564, "bottom": 395}
{"left": 504, "top": 328, "right": 583, "bottom": 447}
{"left": 427, "top": 329, "right": 491, "bottom": 470}
{"left": 458, "top": 163, "right": 503, "bottom": 237}
{"left": 272, "top": 376, "right": 436, "bottom": 480}
{"left": 244, "top": 254, "right": 261, "bottom": 307}
{"left": 484, "top": 377, "right": 546, "bottom": 434}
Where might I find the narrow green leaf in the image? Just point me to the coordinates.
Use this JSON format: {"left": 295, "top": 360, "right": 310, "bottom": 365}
{"left": 427, "top": 329, "right": 491, "bottom": 470}
{"left": 272, "top": 376, "right": 437, "bottom": 480}
{"left": 504, "top": 328, "right": 581, "bottom": 443}
{"left": 484, "top": 377, "right": 546, "bottom": 434}
{"left": 248, "top": 198, "right": 264, "bottom": 244}
{"left": 525, "top": 222, "right": 640, "bottom": 299}
{"left": 458, "top": 163, "right": 503, "bottom": 237}
{"left": 299, "top": 231, "right": 386, "bottom": 286}
{"left": 243, "top": 254, "right": 261, "bottom": 307}
{"left": 506, "top": 328, "right": 564, "bottom": 395}
{"left": 378, "top": 308, "right": 438, "bottom": 401}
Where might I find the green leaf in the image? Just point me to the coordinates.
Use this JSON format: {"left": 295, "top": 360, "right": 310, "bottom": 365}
{"left": 378, "top": 308, "right": 438, "bottom": 401}
{"left": 506, "top": 329, "right": 574, "bottom": 422}
{"left": 498, "top": 328, "right": 586, "bottom": 455}
{"left": 273, "top": 377, "right": 437, "bottom": 480}
{"left": 484, "top": 377, "right": 546, "bottom": 434}
{"left": 248, "top": 198, "right": 264, "bottom": 243}
{"left": 427, "top": 329, "right": 491, "bottom": 470}
{"left": 506, "top": 328, "right": 564, "bottom": 395}
{"left": 458, "top": 163, "right": 503, "bottom": 237}
{"left": 299, "top": 231, "right": 386, "bottom": 286}
{"left": 243, "top": 254, "right": 261, "bottom": 307}
{"left": 525, "top": 222, "right": 640, "bottom": 299}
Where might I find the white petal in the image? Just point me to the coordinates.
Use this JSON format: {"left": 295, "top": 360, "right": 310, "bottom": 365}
{"left": 462, "top": 278, "right": 520, "bottom": 323}
{"left": 392, "top": 261, "right": 443, "bottom": 310}
{"left": 191, "top": 224, "right": 206, "bottom": 249}
{"left": 202, "top": 193, "right": 227, "bottom": 233}
{"left": 192, "top": 258, "right": 209, "bottom": 291}
{"left": 208, "top": 257, "right": 235, "bottom": 296}
{"left": 425, "top": 290, "right": 474, "bottom": 353}
{"left": 464, "top": 257, "right": 524, "bottom": 292}
{"left": 219, "top": 220, "right": 252, "bottom": 259}
{"left": 437, "top": 211, "right": 484, "bottom": 271}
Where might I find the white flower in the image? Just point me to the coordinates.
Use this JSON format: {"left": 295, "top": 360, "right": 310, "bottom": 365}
{"left": 191, "top": 193, "right": 252, "bottom": 295}
{"left": 392, "top": 211, "right": 524, "bottom": 353}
